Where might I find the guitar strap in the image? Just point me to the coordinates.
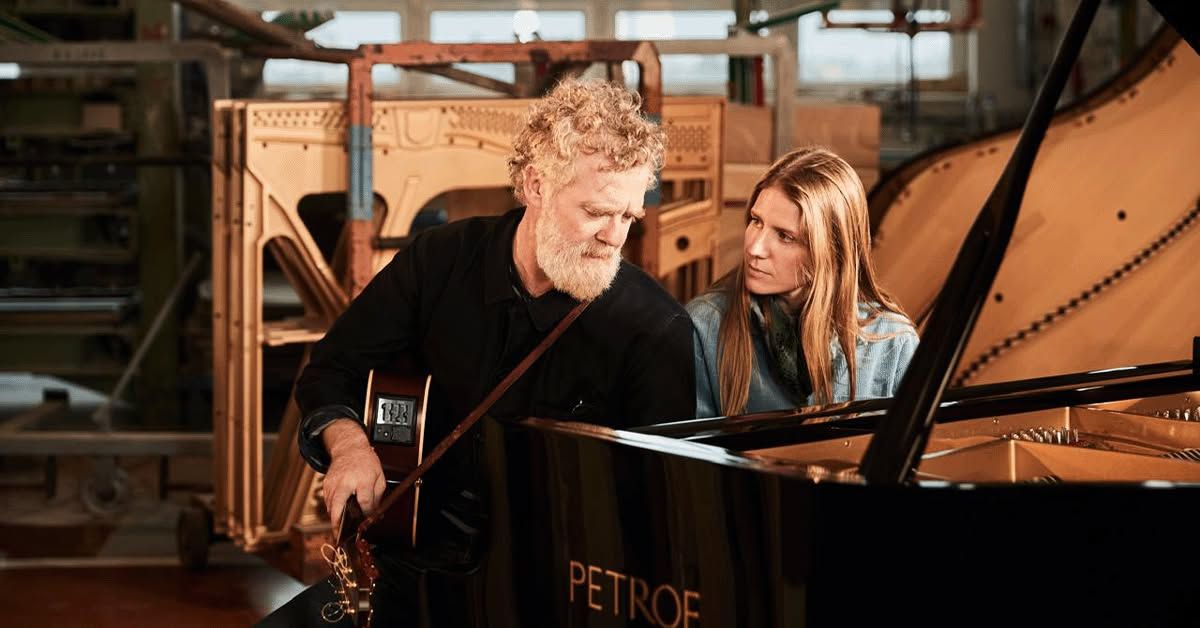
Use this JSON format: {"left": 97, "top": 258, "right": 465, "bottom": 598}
{"left": 356, "top": 298, "right": 590, "bottom": 536}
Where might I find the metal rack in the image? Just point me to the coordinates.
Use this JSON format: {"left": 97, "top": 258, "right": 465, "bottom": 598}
{"left": 0, "top": 38, "right": 233, "bottom": 518}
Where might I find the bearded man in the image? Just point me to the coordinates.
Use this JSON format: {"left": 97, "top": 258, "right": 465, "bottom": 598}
{"left": 257, "top": 78, "right": 695, "bottom": 627}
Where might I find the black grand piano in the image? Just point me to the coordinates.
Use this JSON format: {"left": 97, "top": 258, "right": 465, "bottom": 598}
{"left": 460, "top": 3, "right": 1200, "bottom": 626}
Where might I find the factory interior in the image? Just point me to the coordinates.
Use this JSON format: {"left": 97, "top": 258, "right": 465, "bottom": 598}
{"left": 1, "top": 0, "right": 1198, "bottom": 625}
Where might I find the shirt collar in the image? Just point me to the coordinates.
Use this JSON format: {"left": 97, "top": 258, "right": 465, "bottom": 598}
{"left": 522, "top": 280, "right": 579, "bottom": 332}
{"left": 484, "top": 207, "right": 581, "bottom": 331}
{"left": 483, "top": 208, "right": 525, "bottom": 305}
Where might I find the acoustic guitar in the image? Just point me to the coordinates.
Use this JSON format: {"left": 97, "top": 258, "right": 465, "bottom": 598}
{"left": 323, "top": 366, "right": 430, "bottom": 626}
{"left": 322, "top": 300, "right": 588, "bottom": 627}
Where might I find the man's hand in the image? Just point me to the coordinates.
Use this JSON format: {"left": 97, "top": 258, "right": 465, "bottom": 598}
{"left": 321, "top": 419, "right": 387, "bottom": 531}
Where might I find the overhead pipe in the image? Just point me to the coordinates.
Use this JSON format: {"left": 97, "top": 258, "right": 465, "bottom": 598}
{"left": 820, "top": 0, "right": 982, "bottom": 34}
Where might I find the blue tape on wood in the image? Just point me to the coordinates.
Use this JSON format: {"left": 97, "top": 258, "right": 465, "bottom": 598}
{"left": 348, "top": 125, "right": 374, "bottom": 221}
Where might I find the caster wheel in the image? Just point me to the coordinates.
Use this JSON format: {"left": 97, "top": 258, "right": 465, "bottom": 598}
{"left": 177, "top": 504, "right": 213, "bottom": 570}
{"left": 80, "top": 466, "right": 130, "bottom": 517}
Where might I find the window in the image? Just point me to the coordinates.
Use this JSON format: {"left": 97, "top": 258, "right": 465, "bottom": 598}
{"left": 261, "top": 11, "right": 402, "bottom": 94}
{"left": 615, "top": 10, "right": 736, "bottom": 95}
{"left": 614, "top": 10, "right": 734, "bottom": 40}
{"left": 798, "top": 10, "right": 952, "bottom": 84}
{"left": 429, "top": 11, "right": 586, "bottom": 84}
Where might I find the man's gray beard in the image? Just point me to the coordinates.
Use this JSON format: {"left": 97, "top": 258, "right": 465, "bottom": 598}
{"left": 534, "top": 208, "right": 621, "bottom": 301}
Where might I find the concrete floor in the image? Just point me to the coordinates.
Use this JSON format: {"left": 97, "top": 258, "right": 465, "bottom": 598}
{"left": 0, "top": 495, "right": 309, "bottom": 626}
{"left": 0, "top": 475, "right": 311, "bottom": 624}
{"left": 0, "top": 374, "right": 308, "bottom": 625}
{"left": 1, "top": 561, "right": 306, "bottom": 626}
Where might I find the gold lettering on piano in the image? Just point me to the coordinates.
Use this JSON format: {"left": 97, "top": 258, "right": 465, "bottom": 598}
{"left": 605, "top": 569, "right": 626, "bottom": 616}
{"left": 568, "top": 560, "right": 701, "bottom": 627}
{"left": 570, "top": 561, "right": 584, "bottom": 602}
{"left": 630, "top": 573, "right": 652, "bottom": 622}
{"left": 587, "top": 565, "right": 604, "bottom": 611}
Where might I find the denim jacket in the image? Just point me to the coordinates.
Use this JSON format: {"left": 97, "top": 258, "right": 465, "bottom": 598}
{"left": 686, "top": 291, "right": 919, "bottom": 418}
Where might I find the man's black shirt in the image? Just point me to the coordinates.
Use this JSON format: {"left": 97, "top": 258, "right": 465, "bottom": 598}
{"left": 294, "top": 207, "right": 695, "bottom": 559}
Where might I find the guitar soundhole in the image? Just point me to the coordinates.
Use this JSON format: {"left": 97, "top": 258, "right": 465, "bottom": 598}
{"left": 372, "top": 394, "right": 417, "bottom": 445}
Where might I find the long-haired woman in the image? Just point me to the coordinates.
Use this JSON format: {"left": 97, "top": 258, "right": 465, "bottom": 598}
{"left": 688, "top": 146, "right": 918, "bottom": 417}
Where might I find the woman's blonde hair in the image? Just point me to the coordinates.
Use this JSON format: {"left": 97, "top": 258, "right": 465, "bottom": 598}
{"left": 716, "top": 146, "right": 910, "bottom": 414}
{"left": 507, "top": 77, "right": 665, "bottom": 202}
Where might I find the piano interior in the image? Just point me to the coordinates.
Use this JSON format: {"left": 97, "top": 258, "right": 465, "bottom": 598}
{"left": 744, "top": 390, "right": 1200, "bottom": 484}
{"left": 736, "top": 23, "right": 1200, "bottom": 489}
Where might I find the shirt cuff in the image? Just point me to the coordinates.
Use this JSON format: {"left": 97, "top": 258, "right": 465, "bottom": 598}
{"left": 297, "top": 404, "right": 364, "bottom": 473}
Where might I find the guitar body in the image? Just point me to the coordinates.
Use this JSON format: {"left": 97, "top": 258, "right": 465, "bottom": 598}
{"left": 361, "top": 366, "right": 431, "bottom": 547}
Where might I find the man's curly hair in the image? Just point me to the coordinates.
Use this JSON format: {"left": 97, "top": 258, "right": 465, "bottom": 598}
{"left": 508, "top": 77, "right": 666, "bottom": 204}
